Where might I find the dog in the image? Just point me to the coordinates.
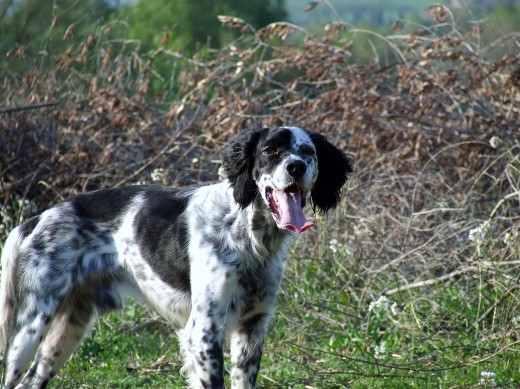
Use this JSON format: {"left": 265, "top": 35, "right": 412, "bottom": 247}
{"left": 0, "top": 122, "right": 352, "bottom": 389}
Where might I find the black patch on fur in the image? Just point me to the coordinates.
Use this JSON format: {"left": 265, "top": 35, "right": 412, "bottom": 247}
{"left": 134, "top": 186, "right": 191, "bottom": 293}
{"left": 309, "top": 132, "right": 353, "bottom": 213}
{"left": 258, "top": 127, "right": 293, "bottom": 163}
{"left": 68, "top": 295, "right": 94, "bottom": 326}
{"left": 222, "top": 121, "right": 268, "bottom": 208}
{"left": 18, "top": 215, "right": 41, "bottom": 238}
{"left": 41, "top": 313, "right": 52, "bottom": 325}
{"left": 239, "top": 313, "right": 264, "bottom": 336}
{"left": 66, "top": 186, "right": 146, "bottom": 228}
{"left": 25, "top": 365, "right": 36, "bottom": 379}
{"left": 251, "top": 127, "right": 298, "bottom": 185}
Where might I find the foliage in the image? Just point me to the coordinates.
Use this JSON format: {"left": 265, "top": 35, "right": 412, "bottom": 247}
{"left": 486, "top": 2, "right": 520, "bottom": 35}
{"left": 0, "top": 0, "right": 117, "bottom": 73}
{"left": 118, "top": 0, "right": 287, "bottom": 53}
{"left": 1, "top": 3, "right": 520, "bottom": 388}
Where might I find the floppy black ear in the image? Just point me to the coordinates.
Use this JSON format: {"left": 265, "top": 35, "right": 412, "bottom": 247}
{"left": 309, "top": 132, "right": 353, "bottom": 214}
{"left": 222, "top": 122, "right": 267, "bottom": 208}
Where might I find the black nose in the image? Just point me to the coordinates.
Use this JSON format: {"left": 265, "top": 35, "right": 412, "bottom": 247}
{"left": 287, "top": 159, "right": 307, "bottom": 178}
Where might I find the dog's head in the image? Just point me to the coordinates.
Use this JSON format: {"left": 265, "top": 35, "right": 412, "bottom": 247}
{"left": 223, "top": 122, "right": 352, "bottom": 233}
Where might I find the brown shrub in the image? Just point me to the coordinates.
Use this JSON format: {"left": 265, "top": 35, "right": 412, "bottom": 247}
{"left": 1, "top": 14, "right": 518, "bottom": 286}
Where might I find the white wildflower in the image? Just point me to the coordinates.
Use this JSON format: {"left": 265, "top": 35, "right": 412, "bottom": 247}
{"left": 479, "top": 371, "right": 496, "bottom": 386}
{"left": 374, "top": 341, "right": 386, "bottom": 360}
{"left": 369, "top": 296, "right": 390, "bottom": 313}
{"left": 489, "top": 136, "right": 501, "bottom": 149}
{"left": 468, "top": 220, "right": 491, "bottom": 244}
{"left": 151, "top": 168, "right": 165, "bottom": 183}
{"left": 503, "top": 230, "right": 517, "bottom": 246}
{"left": 329, "top": 238, "right": 339, "bottom": 253}
{"left": 1, "top": 210, "right": 13, "bottom": 224}
{"left": 512, "top": 316, "right": 520, "bottom": 326}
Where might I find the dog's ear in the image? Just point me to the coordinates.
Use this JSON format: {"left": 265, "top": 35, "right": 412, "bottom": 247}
{"left": 222, "top": 121, "right": 267, "bottom": 208}
{"left": 309, "top": 132, "right": 353, "bottom": 214}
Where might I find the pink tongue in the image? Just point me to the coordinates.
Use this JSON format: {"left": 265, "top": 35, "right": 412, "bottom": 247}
{"left": 274, "top": 190, "right": 314, "bottom": 234}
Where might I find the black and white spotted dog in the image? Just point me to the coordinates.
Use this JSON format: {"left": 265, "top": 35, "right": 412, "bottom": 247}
{"left": 0, "top": 123, "right": 352, "bottom": 389}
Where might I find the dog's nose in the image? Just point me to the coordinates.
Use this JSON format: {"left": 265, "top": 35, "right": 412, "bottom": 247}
{"left": 287, "top": 160, "right": 307, "bottom": 178}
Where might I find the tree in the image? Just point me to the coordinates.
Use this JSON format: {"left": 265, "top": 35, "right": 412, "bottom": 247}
{"left": 0, "top": 0, "right": 117, "bottom": 69}
{"left": 118, "top": 0, "right": 287, "bottom": 53}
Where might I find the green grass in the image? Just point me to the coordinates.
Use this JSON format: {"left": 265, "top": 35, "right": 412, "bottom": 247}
{"left": 1, "top": 195, "right": 519, "bottom": 388}
{"left": 56, "top": 308, "right": 182, "bottom": 388}
{"left": 19, "top": 218, "right": 514, "bottom": 388}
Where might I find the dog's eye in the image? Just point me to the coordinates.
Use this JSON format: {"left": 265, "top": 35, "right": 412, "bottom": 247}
{"left": 263, "top": 146, "right": 278, "bottom": 156}
{"left": 301, "top": 145, "right": 315, "bottom": 155}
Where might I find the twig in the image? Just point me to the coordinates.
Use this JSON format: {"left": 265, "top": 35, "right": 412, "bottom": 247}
{"left": 304, "top": 306, "right": 347, "bottom": 329}
{"left": 384, "top": 268, "right": 471, "bottom": 296}
{"left": 385, "top": 260, "right": 519, "bottom": 296}
{"left": 0, "top": 100, "right": 60, "bottom": 114}
{"left": 124, "top": 319, "right": 162, "bottom": 334}
{"left": 490, "top": 190, "right": 520, "bottom": 218}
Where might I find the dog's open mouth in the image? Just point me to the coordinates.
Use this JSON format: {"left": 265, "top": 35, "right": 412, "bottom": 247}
{"left": 265, "top": 185, "right": 314, "bottom": 234}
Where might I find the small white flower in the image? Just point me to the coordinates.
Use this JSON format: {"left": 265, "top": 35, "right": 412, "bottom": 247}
{"left": 374, "top": 341, "right": 386, "bottom": 359}
{"left": 468, "top": 220, "right": 491, "bottom": 244}
{"left": 512, "top": 316, "right": 520, "bottom": 326}
{"left": 369, "top": 296, "right": 390, "bottom": 313}
{"left": 489, "top": 136, "right": 501, "bottom": 149}
{"left": 503, "top": 230, "right": 517, "bottom": 246}
{"left": 328, "top": 239, "right": 344, "bottom": 254}
{"left": 479, "top": 371, "right": 496, "bottom": 386}
{"left": 151, "top": 168, "right": 165, "bottom": 183}
{"left": 329, "top": 238, "right": 339, "bottom": 253}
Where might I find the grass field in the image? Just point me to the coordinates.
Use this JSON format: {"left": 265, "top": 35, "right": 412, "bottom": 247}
{"left": 51, "top": 215, "right": 520, "bottom": 388}
{"left": 1, "top": 2, "right": 520, "bottom": 388}
{"left": 49, "top": 212, "right": 519, "bottom": 388}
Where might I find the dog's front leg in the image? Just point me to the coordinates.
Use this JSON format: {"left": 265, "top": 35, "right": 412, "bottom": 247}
{"left": 180, "top": 253, "right": 238, "bottom": 389}
{"left": 229, "top": 299, "right": 276, "bottom": 389}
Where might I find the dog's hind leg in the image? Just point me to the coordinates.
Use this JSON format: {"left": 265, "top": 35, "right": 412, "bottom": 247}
{"left": 16, "top": 296, "right": 95, "bottom": 389}
{"left": 1, "top": 295, "right": 60, "bottom": 389}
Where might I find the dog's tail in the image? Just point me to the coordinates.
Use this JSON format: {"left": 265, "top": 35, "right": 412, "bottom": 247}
{"left": 0, "top": 226, "right": 23, "bottom": 352}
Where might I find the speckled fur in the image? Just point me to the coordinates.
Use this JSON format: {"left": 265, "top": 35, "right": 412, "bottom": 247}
{"left": 0, "top": 123, "right": 352, "bottom": 389}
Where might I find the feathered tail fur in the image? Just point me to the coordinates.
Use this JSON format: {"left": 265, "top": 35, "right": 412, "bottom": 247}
{"left": 0, "top": 227, "right": 22, "bottom": 351}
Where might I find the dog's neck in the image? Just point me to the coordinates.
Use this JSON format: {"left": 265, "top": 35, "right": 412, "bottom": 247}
{"left": 245, "top": 194, "right": 293, "bottom": 261}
